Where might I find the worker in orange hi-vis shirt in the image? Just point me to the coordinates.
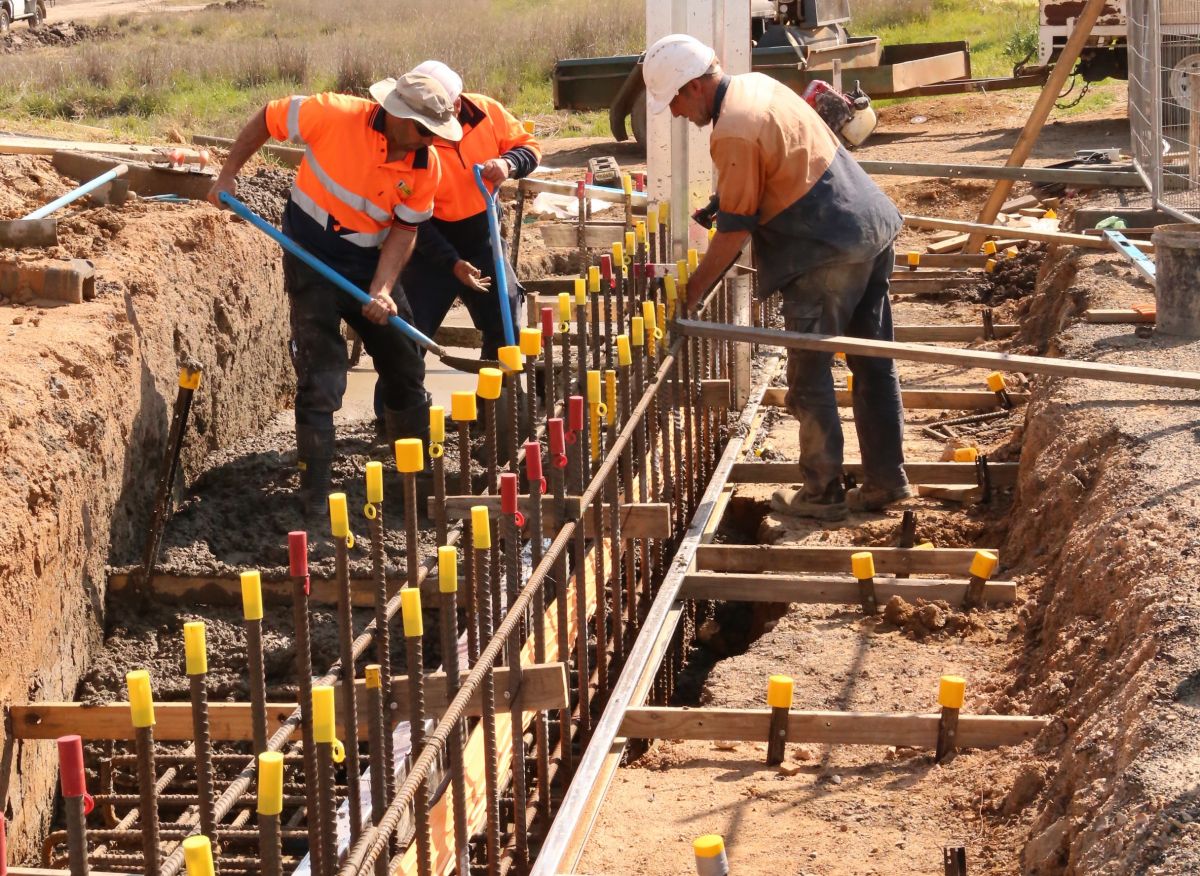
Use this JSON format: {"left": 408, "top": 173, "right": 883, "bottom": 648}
{"left": 208, "top": 71, "right": 462, "bottom": 513}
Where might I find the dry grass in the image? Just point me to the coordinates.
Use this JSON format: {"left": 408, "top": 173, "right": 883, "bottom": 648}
{"left": 852, "top": 0, "right": 934, "bottom": 30}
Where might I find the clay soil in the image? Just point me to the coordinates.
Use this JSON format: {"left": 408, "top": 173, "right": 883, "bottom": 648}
{"left": 578, "top": 86, "right": 1200, "bottom": 876}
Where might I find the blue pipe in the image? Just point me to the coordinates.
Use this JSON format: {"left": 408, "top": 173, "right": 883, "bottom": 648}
{"left": 218, "top": 192, "right": 441, "bottom": 353}
{"left": 473, "top": 164, "right": 517, "bottom": 348}
{"left": 25, "top": 164, "right": 128, "bottom": 220}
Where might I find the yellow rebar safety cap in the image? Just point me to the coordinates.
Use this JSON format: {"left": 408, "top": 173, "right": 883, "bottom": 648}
{"left": 970, "top": 549, "right": 998, "bottom": 580}
{"left": 631, "top": 316, "right": 645, "bottom": 347}
{"left": 766, "top": 674, "right": 794, "bottom": 710}
{"left": 952, "top": 447, "right": 978, "bottom": 463}
{"left": 365, "top": 461, "right": 383, "bottom": 504}
{"left": 647, "top": 206, "right": 659, "bottom": 229}
{"left": 986, "top": 372, "right": 1007, "bottom": 393}
{"left": 438, "top": 546, "right": 458, "bottom": 594}
{"left": 664, "top": 274, "right": 677, "bottom": 302}
{"left": 184, "top": 621, "right": 207, "bottom": 676}
{"left": 851, "top": 551, "right": 875, "bottom": 580}
{"left": 328, "top": 493, "right": 349, "bottom": 538}
{"left": 617, "top": 335, "right": 632, "bottom": 367}
{"left": 178, "top": 366, "right": 202, "bottom": 391}
{"left": 588, "top": 266, "right": 601, "bottom": 294}
{"left": 256, "top": 752, "right": 284, "bottom": 816}
{"left": 126, "top": 670, "right": 154, "bottom": 728}
{"left": 907, "top": 251, "right": 920, "bottom": 266}
{"left": 939, "top": 675, "right": 966, "bottom": 710}
{"left": 182, "top": 836, "right": 215, "bottom": 876}
{"left": 688, "top": 248, "right": 700, "bottom": 272}
{"left": 401, "top": 587, "right": 423, "bottom": 638}
{"left": 624, "top": 231, "right": 636, "bottom": 256}
{"left": 429, "top": 406, "right": 445, "bottom": 444}
{"left": 312, "top": 685, "right": 336, "bottom": 743}
{"left": 365, "top": 664, "right": 382, "bottom": 690}
{"left": 642, "top": 300, "right": 657, "bottom": 334}
{"left": 520, "top": 327, "right": 542, "bottom": 358}
{"left": 636, "top": 221, "right": 646, "bottom": 244}
{"left": 587, "top": 370, "right": 602, "bottom": 404}
{"left": 471, "top": 505, "right": 491, "bottom": 550}
{"left": 612, "top": 241, "right": 624, "bottom": 267}
{"left": 560, "top": 291, "right": 574, "bottom": 321}
{"left": 659, "top": 198, "right": 670, "bottom": 226}
{"left": 498, "top": 345, "right": 524, "bottom": 373}
{"left": 451, "top": 390, "right": 477, "bottom": 422}
{"left": 477, "top": 367, "right": 503, "bottom": 401}
{"left": 693, "top": 835, "right": 725, "bottom": 859}
{"left": 982, "top": 240, "right": 998, "bottom": 256}
{"left": 676, "top": 260, "right": 689, "bottom": 285}
{"left": 394, "top": 438, "right": 424, "bottom": 474}
{"left": 240, "top": 570, "right": 263, "bottom": 621}
{"left": 846, "top": 374, "right": 854, "bottom": 393}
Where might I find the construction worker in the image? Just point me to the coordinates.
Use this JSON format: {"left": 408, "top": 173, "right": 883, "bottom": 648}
{"left": 208, "top": 71, "right": 462, "bottom": 510}
{"left": 401, "top": 60, "right": 539, "bottom": 360}
{"left": 643, "top": 34, "right": 908, "bottom": 521}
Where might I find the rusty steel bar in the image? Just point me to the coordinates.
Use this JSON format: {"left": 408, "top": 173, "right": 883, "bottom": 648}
{"left": 133, "top": 726, "right": 160, "bottom": 876}
{"left": 288, "top": 531, "right": 322, "bottom": 876}
{"left": 183, "top": 625, "right": 217, "bottom": 848}
{"left": 364, "top": 667, "right": 388, "bottom": 876}
{"left": 364, "top": 464, "right": 396, "bottom": 809}
{"left": 332, "top": 503, "right": 363, "bottom": 846}
{"left": 401, "top": 589, "right": 432, "bottom": 876}
{"left": 436, "top": 548, "right": 470, "bottom": 876}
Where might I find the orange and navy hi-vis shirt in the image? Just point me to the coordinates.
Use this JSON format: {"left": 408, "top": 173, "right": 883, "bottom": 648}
{"left": 264, "top": 92, "right": 441, "bottom": 285}
{"left": 412, "top": 93, "right": 539, "bottom": 270}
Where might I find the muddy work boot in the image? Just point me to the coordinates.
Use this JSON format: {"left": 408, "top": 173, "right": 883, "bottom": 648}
{"left": 769, "top": 482, "right": 848, "bottom": 521}
{"left": 296, "top": 424, "right": 335, "bottom": 518}
{"left": 846, "top": 483, "right": 914, "bottom": 512}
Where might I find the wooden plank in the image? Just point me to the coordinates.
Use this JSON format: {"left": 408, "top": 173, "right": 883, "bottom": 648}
{"left": 619, "top": 706, "right": 1050, "bottom": 749}
{"left": 539, "top": 223, "right": 626, "bottom": 249}
{"left": 10, "top": 663, "right": 568, "bottom": 741}
{"left": 51, "top": 152, "right": 216, "bottom": 201}
{"left": 0, "top": 135, "right": 198, "bottom": 161}
{"left": 861, "top": 159, "right": 1145, "bottom": 187}
{"left": 682, "top": 572, "right": 1016, "bottom": 605}
{"left": 695, "top": 544, "right": 997, "bottom": 575}
{"left": 728, "top": 460, "right": 1016, "bottom": 486}
{"left": 893, "top": 253, "right": 989, "bottom": 268}
{"left": 967, "top": 0, "right": 1115, "bottom": 249}
{"left": 905, "top": 214, "right": 1153, "bottom": 252}
{"left": 192, "top": 133, "right": 303, "bottom": 167}
{"left": 893, "top": 325, "right": 1018, "bottom": 342}
{"left": 926, "top": 234, "right": 971, "bottom": 254}
{"left": 701, "top": 378, "right": 731, "bottom": 408}
{"left": 519, "top": 176, "right": 649, "bottom": 207}
{"left": 887, "top": 277, "right": 976, "bottom": 294}
{"left": 106, "top": 572, "right": 428, "bottom": 607}
{"left": 431, "top": 496, "right": 671, "bottom": 540}
{"left": 760, "top": 387, "right": 1027, "bottom": 410}
{"left": 1084, "top": 308, "right": 1156, "bottom": 324}
{"left": 679, "top": 320, "right": 1200, "bottom": 392}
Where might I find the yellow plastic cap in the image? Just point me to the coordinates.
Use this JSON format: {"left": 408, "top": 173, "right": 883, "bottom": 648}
{"left": 617, "top": 335, "right": 632, "bottom": 367}
{"left": 183, "top": 622, "right": 207, "bottom": 676}
{"left": 687, "top": 248, "right": 700, "bottom": 272}
{"left": 986, "top": 372, "right": 1007, "bottom": 393}
{"left": 985, "top": 258, "right": 998, "bottom": 273}
{"left": 182, "top": 835, "right": 215, "bottom": 876}
{"left": 401, "top": 587, "right": 423, "bottom": 638}
{"left": 636, "top": 221, "right": 647, "bottom": 244}
{"left": 178, "top": 367, "right": 202, "bottom": 391}
{"left": 1043, "top": 208, "right": 1057, "bottom": 219}
{"left": 970, "top": 549, "right": 999, "bottom": 580}
{"left": 907, "top": 251, "right": 920, "bottom": 266}
{"left": 364, "top": 461, "right": 384, "bottom": 504}
{"left": 438, "top": 545, "right": 458, "bottom": 594}
{"left": 520, "top": 328, "right": 542, "bottom": 357}
{"left": 1005, "top": 247, "right": 1019, "bottom": 259}
{"left": 587, "top": 370, "right": 602, "bottom": 404}
{"left": 365, "top": 664, "right": 382, "bottom": 690}
{"left": 915, "top": 540, "right": 935, "bottom": 550}
{"left": 395, "top": 438, "right": 424, "bottom": 474}
{"left": 851, "top": 551, "right": 875, "bottom": 580}
{"left": 846, "top": 374, "right": 854, "bottom": 393}
{"left": 328, "top": 493, "right": 349, "bottom": 538}
{"left": 312, "top": 686, "right": 336, "bottom": 743}
{"left": 659, "top": 198, "right": 670, "bottom": 224}
{"left": 126, "top": 670, "right": 155, "bottom": 728}
{"left": 642, "top": 300, "right": 657, "bottom": 333}
{"left": 631, "top": 316, "right": 645, "bottom": 347}
{"left": 953, "top": 447, "right": 979, "bottom": 463}
{"left": 471, "top": 505, "right": 491, "bottom": 550}
{"left": 647, "top": 206, "right": 659, "bottom": 229}
{"left": 477, "top": 367, "right": 503, "bottom": 401}
{"left": 561, "top": 291, "right": 575, "bottom": 321}
{"left": 939, "top": 675, "right": 966, "bottom": 709}
{"left": 676, "top": 259, "right": 689, "bottom": 284}
{"left": 621, "top": 172, "right": 633, "bottom": 195}
{"left": 612, "top": 241, "right": 624, "bottom": 266}
{"left": 257, "top": 751, "right": 284, "bottom": 816}
{"left": 982, "top": 240, "right": 998, "bottom": 255}
{"left": 766, "top": 674, "right": 794, "bottom": 710}
{"left": 664, "top": 274, "right": 677, "bottom": 302}
{"left": 451, "top": 390, "right": 477, "bottom": 422}
{"left": 693, "top": 835, "right": 725, "bottom": 859}
{"left": 587, "top": 266, "right": 600, "bottom": 294}
{"left": 240, "top": 570, "right": 263, "bottom": 621}
{"left": 429, "top": 406, "right": 445, "bottom": 444}
{"left": 624, "top": 231, "right": 635, "bottom": 255}
{"left": 498, "top": 345, "right": 524, "bottom": 373}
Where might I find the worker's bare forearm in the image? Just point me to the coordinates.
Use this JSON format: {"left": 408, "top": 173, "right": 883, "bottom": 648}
{"left": 369, "top": 226, "right": 417, "bottom": 299}
{"left": 686, "top": 229, "right": 750, "bottom": 308}
{"left": 215, "top": 108, "right": 271, "bottom": 184}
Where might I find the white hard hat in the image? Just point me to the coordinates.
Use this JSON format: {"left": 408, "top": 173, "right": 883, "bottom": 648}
{"left": 643, "top": 34, "right": 717, "bottom": 115}
{"left": 412, "top": 60, "right": 463, "bottom": 103}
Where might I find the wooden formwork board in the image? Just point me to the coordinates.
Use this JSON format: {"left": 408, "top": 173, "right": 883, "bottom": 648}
{"left": 695, "top": 544, "right": 999, "bottom": 576}
{"left": 729, "top": 461, "right": 1017, "bottom": 486}
{"left": 432, "top": 497, "right": 671, "bottom": 540}
{"left": 758, "top": 387, "right": 1028, "bottom": 410}
{"left": 106, "top": 572, "right": 431, "bottom": 607}
{"left": 681, "top": 572, "right": 1017, "bottom": 605}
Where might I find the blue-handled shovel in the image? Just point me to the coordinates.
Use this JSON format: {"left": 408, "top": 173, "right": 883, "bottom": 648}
{"left": 473, "top": 163, "right": 517, "bottom": 348}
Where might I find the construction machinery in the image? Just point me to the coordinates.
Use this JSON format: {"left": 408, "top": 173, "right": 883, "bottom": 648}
{"left": 1040, "top": 0, "right": 1128, "bottom": 82}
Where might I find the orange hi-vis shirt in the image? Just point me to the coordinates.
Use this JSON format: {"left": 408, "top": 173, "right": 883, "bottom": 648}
{"left": 430, "top": 93, "right": 540, "bottom": 223}
{"left": 265, "top": 92, "right": 441, "bottom": 282}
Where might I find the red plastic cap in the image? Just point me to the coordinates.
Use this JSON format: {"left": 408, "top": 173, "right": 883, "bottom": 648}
{"left": 58, "top": 734, "right": 86, "bottom": 798}
{"left": 500, "top": 472, "right": 519, "bottom": 515}
{"left": 576, "top": 180, "right": 585, "bottom": 196}
{"left": 525, "top": 441, "right": 543, "bottom": 482}
{"left": 632, "top": 263, "right": 643, "bottom": 279}
{"left": 288, "top": 531, "right": 308, "bottom": 577}
{"left": 540, "top": 306, "right": 555, "bottom": 338}
{"left": 584, "top": 171, "right": 594, "bottom": 185}
{"left": 600, "top": 255, "right": 613, "bottom": 284}
{"left": 568, "top": 396, "right": 585, "bottom": 432}
{"left": 548, "top": 418, "right": 566, "bottom": 454}
{"left": 635, "top": 173, "right": 646, "bottom": 191}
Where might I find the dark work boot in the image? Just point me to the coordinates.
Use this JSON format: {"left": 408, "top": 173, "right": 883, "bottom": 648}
{"left": 296, "top": 424, "right": 335, "bottom": 518}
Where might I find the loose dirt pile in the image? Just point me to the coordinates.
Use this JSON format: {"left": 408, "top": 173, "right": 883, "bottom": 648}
{"left": 880, "top": 595, "right": 983, "bottom": 640}
{"left": 0, "top": 20, "right": 108, "bottom": 54}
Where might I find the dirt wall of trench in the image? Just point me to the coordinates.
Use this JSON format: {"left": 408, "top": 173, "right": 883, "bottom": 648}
{"left": 0, "top": 200, "right": 292, "bottom": 858}
{"left": 1001, "top": 250, "right": 1200, "bottom": 874}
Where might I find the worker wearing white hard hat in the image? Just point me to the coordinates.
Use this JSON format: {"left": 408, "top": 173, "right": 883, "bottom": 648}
{"left": 643, "top": 33, "right": 909, "bottom": 520}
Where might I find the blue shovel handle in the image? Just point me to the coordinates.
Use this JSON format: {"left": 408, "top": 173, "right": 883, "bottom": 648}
{"left": 218, "top": 191, "right": 443, "bottom": 355}
{"left": 473, "top": 164, "right": 517, "bottom": 348}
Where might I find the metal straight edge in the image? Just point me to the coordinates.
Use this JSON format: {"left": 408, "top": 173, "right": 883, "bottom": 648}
{"left": 529, "top": 352, "right": 781, "bottom": 876}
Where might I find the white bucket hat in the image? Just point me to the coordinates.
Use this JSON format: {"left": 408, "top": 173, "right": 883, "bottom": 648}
{"left": 369, "top": 71, "right": 463, "bottom": 141}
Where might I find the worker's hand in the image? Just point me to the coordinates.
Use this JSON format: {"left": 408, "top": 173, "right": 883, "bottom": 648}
{"left": 362, "top": 291, "right": 398, "bottom": 326}
{"left": 453, "top": 259, "right": 493, "bottom": 293}
{"left": 206, "top": 174, "right": 236, "bottom": 208}
{"left": 481, "top": 158, "right": 511, "bottom": 185}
